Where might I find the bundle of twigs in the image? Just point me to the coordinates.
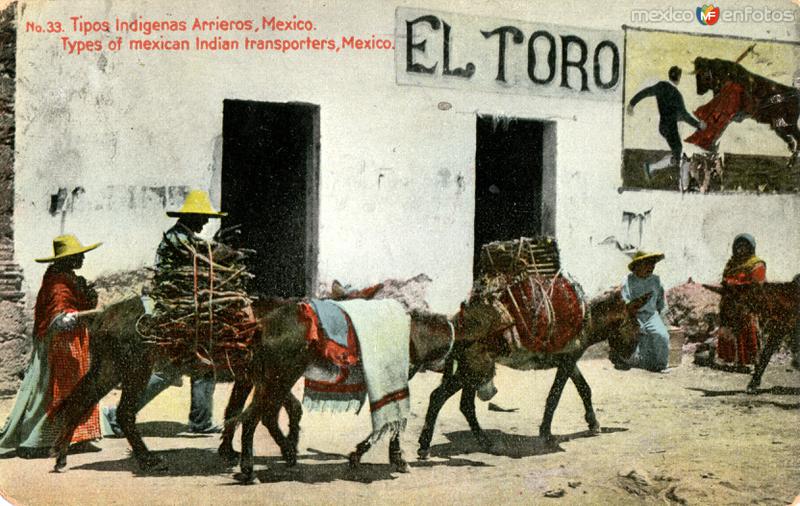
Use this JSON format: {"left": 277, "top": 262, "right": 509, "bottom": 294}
{"left": 472, "top": 237, "right": 578, "bottom": 352}
{"left": 473, "top": 236, "right": 561, "bottom": 299}
{"left": 137, "top": 240, "right": 258, "bottom": 372}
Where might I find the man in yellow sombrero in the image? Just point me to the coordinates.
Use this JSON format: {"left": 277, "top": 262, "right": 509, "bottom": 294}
{"left": 104, "top": 190, "right": 225, "bottom": 436}
{"left": 156, "top": 189, "right": 227, "bottom": 270}
{"left": 1, "top": 235, "right": 103, "bottom": 456}
{"left": 617, "top": 250, "right": 670, "bottom": 372}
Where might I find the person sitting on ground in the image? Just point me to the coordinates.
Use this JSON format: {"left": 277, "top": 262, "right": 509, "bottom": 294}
{"left": 617, "top": 250, "right": 670, "bottom": 372}
{"left": 103, "top": 190, "right": 226, "bottom": 436}
{"left": 716, "top": 233, "right": 765, "bottom": 371}
{"left": 0, "top": 234, "right": 104, "bottom": 457}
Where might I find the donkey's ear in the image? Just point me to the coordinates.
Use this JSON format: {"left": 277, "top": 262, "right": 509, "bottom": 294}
{"left": 702, "top": 284, "right": 725, "bottom": 295}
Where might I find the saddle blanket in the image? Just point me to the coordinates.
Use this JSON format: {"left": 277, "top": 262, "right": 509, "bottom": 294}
{"left": 301, "top": 298, "right": 411, "bottom": 442}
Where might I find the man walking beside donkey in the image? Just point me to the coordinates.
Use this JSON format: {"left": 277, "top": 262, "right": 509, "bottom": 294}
{"left": 104, "top": 190, "right": 226, "bottom": 435}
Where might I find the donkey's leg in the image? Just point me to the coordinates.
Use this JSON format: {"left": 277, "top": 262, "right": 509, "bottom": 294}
{"left": 52, "top": 355, "right": 119, "bottom": 472}
{"left": 218, "top": 380, "right": 253, "bottom": 461}
{"left": 117, "top": 361, "right": 165, "bottom": 471}
{"left": 348, "top": 436, "right": 372, "bottom": 468}
{"left": 388, "top": 433, "right": 410, "bottom": 473}
{"left": 569, "top": 363, "right": 600, "bottom": 433}
{"left": 260, "top": 389, "right": 298, "bottom": 466}
{"left": 747, "top": 333, "right": 783, "bottom": 394}
{"left": 459, "top": 386, "right": 492, "bottom": 451}
{"left": 539, "top": 363, "right": 571, "bottom": 441}
{"left": 417, "top": 372, "right": 463, "bottom": 459}
{"left": 235, "top": 384, "right": 267, "bottom": 483}
{"left": 284, "top": 393, "right": 303, "bottom": 459}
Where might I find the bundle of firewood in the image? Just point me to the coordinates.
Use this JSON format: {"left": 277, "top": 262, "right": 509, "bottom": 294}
{"left": 137, "top": 242, "right": 258, "bottom": 371}
{"left": 473, "top": 236, "right": 561, "bottom": 299}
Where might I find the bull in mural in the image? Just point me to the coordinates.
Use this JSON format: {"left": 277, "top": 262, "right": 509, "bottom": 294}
{"left": 686, "top": 55, "right": 800, "bottom": 168}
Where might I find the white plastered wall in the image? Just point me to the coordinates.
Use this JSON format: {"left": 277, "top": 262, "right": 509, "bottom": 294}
{"left": 13, "top": 0, "right": 799, "bottom": 314}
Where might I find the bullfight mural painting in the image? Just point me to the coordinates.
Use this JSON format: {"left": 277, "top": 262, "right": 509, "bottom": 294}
{"left": 622, "top": 28, "right": 800, "bottom": 193}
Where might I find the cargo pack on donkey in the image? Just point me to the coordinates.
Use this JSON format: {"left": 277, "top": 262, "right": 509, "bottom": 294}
{"left": 418, "top": 237, "right": 647, "bottom": 458}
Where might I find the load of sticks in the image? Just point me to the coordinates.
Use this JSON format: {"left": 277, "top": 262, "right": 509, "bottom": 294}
{"left": 474, "top": 237, "right": 561, "bottom": 297}
{"left": 137, "top": 240, "right": 258, "bottom": 371}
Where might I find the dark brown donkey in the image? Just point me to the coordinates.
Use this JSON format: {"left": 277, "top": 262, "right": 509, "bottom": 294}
{"left": 706, "top": 278, "right": 800, "bottom": 393}
{"left": 48, "top": 296, "right": 286, "bottom": 473}
{"left": 417, "top": 281, "right": 648, "bottom": 459}
{"left": 231, "top": 300, "right": 503, "bottom": 483}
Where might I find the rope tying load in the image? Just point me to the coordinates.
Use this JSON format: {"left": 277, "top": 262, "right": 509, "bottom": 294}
{"left": 472, "top": 237, "right": 584, "bottom": 353}
{"left": 136, "top": 240, "right": 258, "bottom": 372}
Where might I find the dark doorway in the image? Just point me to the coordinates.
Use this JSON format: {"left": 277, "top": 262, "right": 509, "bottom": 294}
{"left": 221, "top": 100, "right": 319, "bottom": 297}
{"left": 474, "top": 116, "right": 545, "bottom": 276}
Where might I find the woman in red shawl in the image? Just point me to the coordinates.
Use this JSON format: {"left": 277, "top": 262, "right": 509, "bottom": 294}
{"left": 0, "top": 234, "right": 102, "bottom": 457}
{"left": 717, "top": 233, "right": 766, "bottom": 369}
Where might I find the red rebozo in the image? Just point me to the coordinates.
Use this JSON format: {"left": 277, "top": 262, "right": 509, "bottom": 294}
{"left": 498, "top": 275, "right": 585, "bottom": 353}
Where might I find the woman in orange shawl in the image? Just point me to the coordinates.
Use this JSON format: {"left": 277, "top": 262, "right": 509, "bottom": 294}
{"left": 717, "top": 233, "right": 766, "bottom": 368}
{"left": 0, "top": 235, "right": 103, "bottom": 457}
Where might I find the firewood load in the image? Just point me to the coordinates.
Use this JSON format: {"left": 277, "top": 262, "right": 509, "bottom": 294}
{"left": 473, "top": 236, "right": 562, "bottom": 298}
{"left": 471, "top": 237, "right": 586, "bottom": 354}
{"left": 136, "top": 240, "right": 258, "bottom": 372}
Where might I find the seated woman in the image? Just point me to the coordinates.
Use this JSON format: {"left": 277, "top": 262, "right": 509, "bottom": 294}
{"left": 619, "top": 250, "right": 670, "bottom": 372}
{"left": 0, "top": 235, "right": 105, "bottom": 457}
{"left": 717, "top": 233, "right": 766, "bottom": 370}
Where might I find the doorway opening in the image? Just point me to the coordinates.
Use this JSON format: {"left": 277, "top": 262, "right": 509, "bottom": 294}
{"left": 221, "top": 100, "right": 319, "bottom": 297}
{"left": 473, "top": 115, "right": 556, "bottom": 277}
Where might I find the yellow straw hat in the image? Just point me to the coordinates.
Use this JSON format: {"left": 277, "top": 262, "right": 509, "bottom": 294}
{"left": 35, "top": 234, "right": 102, "bottom": 263}
{"left": 166, "top": 190, "right": 227, "bottom": 218}
{"left": 627, "top": 250, "right": 665, "bottom": 271}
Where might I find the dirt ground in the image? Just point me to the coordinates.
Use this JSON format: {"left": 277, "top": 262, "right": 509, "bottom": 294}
{"left": 0, "top": 356, "right": 798, "bottom": 505}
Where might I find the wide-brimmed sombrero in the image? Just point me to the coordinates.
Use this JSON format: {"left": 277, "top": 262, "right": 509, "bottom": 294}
{"left": 166, "top": 190, "right": 227, "bottom": 218}
{"left": 627, "top": 250, "right": 665, "bottom": 271}
{"left": 35, "top": 234, "right": 102, "bottom": 263}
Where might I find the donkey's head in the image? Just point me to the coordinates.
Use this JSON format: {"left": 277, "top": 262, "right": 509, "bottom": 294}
{"left": 703, "top": 283, "right": 754, "bottom": 333}
{"left": 586, "top": 288, "right": 651, "bottom": 361}
{"left": 454, "top": 298, "right": 509, "bottom": 344}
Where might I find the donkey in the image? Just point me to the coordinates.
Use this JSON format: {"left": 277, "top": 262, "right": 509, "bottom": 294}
{"left": 232, "top": 299, "right": 503, "bottom": 483}
{"left": 48, "top": 296, "right": 290, "bottom": 473}
{"left": 706, "top": 278, "right": 800, "bottom": 393}
{"left": 417, "top": 281, "right": 648, "bottom": 459}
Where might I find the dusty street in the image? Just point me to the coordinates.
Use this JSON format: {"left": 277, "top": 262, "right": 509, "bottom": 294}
{"left": 0, "top": 356, "right": 798, "bottom": 505}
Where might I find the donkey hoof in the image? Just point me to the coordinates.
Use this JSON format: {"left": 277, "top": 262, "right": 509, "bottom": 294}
{"left": 234, "top": 471, "right": 255, "bottom": 484}
{"left": 417, "top": 447, "right": 430, "bottom": 460}
{"left": 218, "top": 444, "right": 239, "bottom": 462}
{"left": 348, "top": 451, "right": 361, "bottom": 469}
{"left": 53, "top": 454, "right": 68, "bottom": 473}
{"left": 282, "top": 449, "right": 297, "bottom": 467}
{"left": 391, "top": 457, "right": 411, "bottom": 474}
{"left": 539, "top": 430, "right": 558, "bottom": 445}
{"left": 587, "top": 420, "right": 601, "bottom": 434}
{"left": 746, "top": 383, "right": 760, "bottom": 395}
